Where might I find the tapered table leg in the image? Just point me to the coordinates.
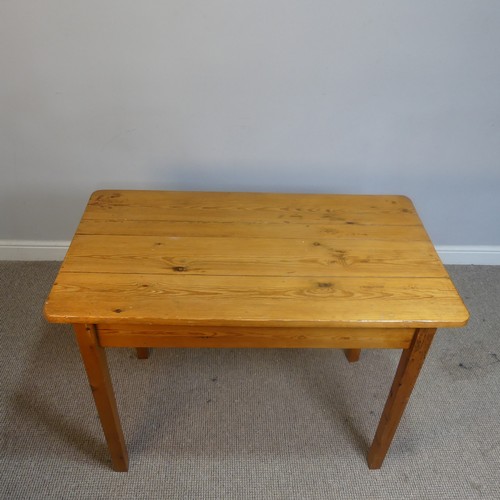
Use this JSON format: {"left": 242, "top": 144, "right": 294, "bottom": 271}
{"left": 73, "top": 324, "right": 129, "bottom": 471}
{"left": 367, "top": 328, "right": 436, "bottom": 469}
{"left": 136, "top": 348, "right": 150, "bottom": 359}
{"left": 344, "top": 348, "right": 361, "bottom": 363}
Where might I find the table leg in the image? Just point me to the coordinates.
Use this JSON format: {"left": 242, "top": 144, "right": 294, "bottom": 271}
{"left": 367, "top": 328, "right": 436, "bottom": 469}
{"left": 136, "top": 348, "right": 150, "bottom": 359}
{"left": 73, "top": 324, "right": 129, "bottom": 471}
{"left": 344, "top": 349, "right": 361, "bottom": 363}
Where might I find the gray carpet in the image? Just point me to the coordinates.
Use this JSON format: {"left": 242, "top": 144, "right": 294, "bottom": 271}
{"left": 1, "top": 262, "right": 499, "bottom": 499}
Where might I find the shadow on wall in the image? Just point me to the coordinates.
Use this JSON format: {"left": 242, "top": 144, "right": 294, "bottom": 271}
{"left": 149, "top": 163, "right": 364, "bottom": 194}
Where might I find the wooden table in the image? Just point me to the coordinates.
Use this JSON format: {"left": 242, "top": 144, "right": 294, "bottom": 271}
{"left": 44, "top": 190, "right": 469, "bottom": 471}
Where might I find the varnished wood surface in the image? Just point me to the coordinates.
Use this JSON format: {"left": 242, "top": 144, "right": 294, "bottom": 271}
{"left": 73, "top": 324, "right": 128, "bottom": 471}
{"left": 344, "top": 348, "right": 361, "bottom": 363}
{"left": 83, "top": 191, "right": 422, "bottom": 225}
{"left": 97, "top": 324, "right": 415, "bottom": 349}
{"left": 44, "top": 190, "right": 469, "bottom": 328}
{"left": 61, "top": 235, "right": 445, "bottom": 278}
{"left": 47, "top": 273, "right": 467, "bottom": 328}
{"left": 135, "top": 347, "right": 149, "bottom": 359}
{"left": 367, "top": 328, "right": 436, "bottom": 469}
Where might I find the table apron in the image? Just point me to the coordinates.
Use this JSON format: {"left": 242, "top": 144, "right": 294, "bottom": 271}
{"left": 95, "top": 323, "right": 415, "bottom": 349}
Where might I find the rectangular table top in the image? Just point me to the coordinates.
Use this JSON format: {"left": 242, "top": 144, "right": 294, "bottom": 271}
{"left": 44, "top": 190, "right": 469, "bottom": 329}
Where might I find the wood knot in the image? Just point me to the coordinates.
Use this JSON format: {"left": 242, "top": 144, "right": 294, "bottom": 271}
{"left": 317, "top": 282, "right": 333, "bottom": 288}
{"left": 172, "top": 266, "right": 187, "bottom": 272}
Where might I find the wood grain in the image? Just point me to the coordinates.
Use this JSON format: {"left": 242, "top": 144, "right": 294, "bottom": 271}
{"left": 61, "top": 235, "right": 445, "bottom": 278}
{"left": 83, "top": 191, "right": 422, "bottom": 226}
{"left": 45, "top": 273, "right": 468, "bottom": 327}
{"left": 45, "top": 190, "right": 469, "bottom": 329}
{"left": 73, "top": 324, "right": 128, "bottom": 471}
{"left": 97, "top": 324, "right": 415, "bottom": 349}
{"left": 77, "top": 219, "right": 430, "bottom": 241}
{"left": 367, "top": 328, "right": 436, "bottom": 469}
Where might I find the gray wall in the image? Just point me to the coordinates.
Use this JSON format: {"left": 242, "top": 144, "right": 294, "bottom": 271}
{"left": 1, "top": 1, "right": 499, "bottom": 245}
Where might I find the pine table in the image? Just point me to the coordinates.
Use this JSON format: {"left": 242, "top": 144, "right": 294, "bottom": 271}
{"left": 44, "top": 190, "right": 469, "bottom": 471}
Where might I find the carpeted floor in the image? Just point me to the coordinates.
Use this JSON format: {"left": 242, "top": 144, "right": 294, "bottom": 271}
{"left": 1, "top": 262, "right": 499, "bottom": 499}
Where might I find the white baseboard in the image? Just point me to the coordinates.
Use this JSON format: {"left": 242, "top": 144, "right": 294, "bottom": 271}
{"left": 0, "top": 240, "right": 70, "bottom": 261}
{"left": 435, "top": 245, "right": 500, "bottom": 265}
{"left": 0, "top": 240, "right": 499, "bottom": 265}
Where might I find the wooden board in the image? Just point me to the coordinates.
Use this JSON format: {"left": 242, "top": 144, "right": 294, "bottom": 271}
{"left": 46, "top": 273, "right": 468, "bottom": 328}
{"left": 76, "top": 219, "right": 430, "bottom": 241}
{"left": 62, "top": 235, "right": 445, "bottom": 278}
{"left": 97, "top": 324, "right": 415, "bottom": 349}
{"left": 44, "top": 190, "right": 469, "bottom": 329}
{"left": 83, "top": 191, "right": 423, "bottom": 226}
